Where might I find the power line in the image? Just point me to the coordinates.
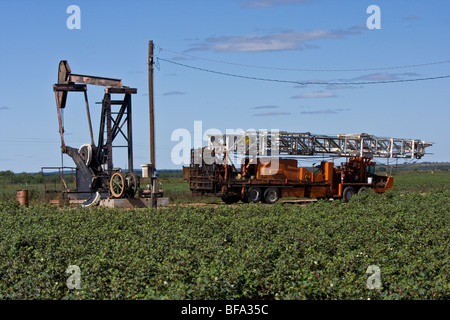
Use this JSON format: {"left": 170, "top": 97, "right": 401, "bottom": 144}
{"left": 155, "top": 45, "right": 450, "bottom": 72}
{"left": 157, "top": 57, "right": 450, "bottom": 86}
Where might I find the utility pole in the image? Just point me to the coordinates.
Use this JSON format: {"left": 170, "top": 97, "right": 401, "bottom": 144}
{"left": 148, "top": 40, "right": 157, "bottom": 208}
{"left": 148, "top": 40, "right": 156, "bottom": 170}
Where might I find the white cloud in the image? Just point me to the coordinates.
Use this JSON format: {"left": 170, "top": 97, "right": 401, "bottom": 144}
{"left": 170, "top": 56, "right": 195, "bottom": 61}
{"left": 351, "top": 72, "right": 420, "bottom": 82}
{"left": 187, "top": 25, "right": 365, "bottom": 53}
{"left": 252, "top": 105, "right": 279, "bottom": 109}
{"left": 253, "top": 111, "right": 291, "bottom": 116}
{"left": 403, "top": 15, "right": 421, "bottom": 21}
{"left": 163, "top": 91, "right": 186, "bottom": 96}
{"left": 291, "top": 91, "right": 336, "bottom": 99}
{"left": 299, "top": 108, "right": 350, "bottom": 115}
{"left": 291, "top": 73, "right": 418, "bottom": 89}
{"left": 326, "top": 84, "right": 362, "bottom": 90}
{"left": 293, "top": 79, "right": 327, "bottom": 88}
{"left": 241, "top": 0, "right": 310, "bottom": 8}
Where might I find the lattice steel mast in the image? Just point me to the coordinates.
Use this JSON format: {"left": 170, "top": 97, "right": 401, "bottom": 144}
{"left": 207, "top": 132, "right": 433, "bottom": 159}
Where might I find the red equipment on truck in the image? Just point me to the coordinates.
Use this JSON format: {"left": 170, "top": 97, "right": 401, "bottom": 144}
{"left": 184, "top": 131, "right": 432, "bottom": 203}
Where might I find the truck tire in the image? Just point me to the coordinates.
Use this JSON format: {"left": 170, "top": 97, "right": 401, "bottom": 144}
{"left": 358, "top": 186, "right": 370, "bottom": 195}
{"left": 246, "top": 187, "right": 262, "bottom": 203}
{"left": 263, "top": 188, "right": 280, "bottom": 204}
{"left": 342, "top": 186, "right": 356, "bottom": 202}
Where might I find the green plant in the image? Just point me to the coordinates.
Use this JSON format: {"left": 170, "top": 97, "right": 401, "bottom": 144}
{"left": 0, "top": 189, "right": 448, "bottom": 300}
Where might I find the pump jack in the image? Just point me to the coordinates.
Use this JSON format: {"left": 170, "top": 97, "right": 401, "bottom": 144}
{"left": 52, "top": 42, "right": 163, "bottom": 207}
{"left": 53, "top": 60, "right": 140, "bottom": 205}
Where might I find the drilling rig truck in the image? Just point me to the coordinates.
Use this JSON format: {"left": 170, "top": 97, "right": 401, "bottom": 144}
{"left": 184, "top": 131, "right": 432, "bottom": 204}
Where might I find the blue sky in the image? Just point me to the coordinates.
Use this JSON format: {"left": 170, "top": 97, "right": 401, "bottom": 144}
{"left": 0, "top": 0, "right": 449, "bottom": 172}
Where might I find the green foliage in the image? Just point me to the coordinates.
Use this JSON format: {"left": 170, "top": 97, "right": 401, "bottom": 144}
{"left": 378, "top": 162, "right": 450, "bottom": 173}
{"left": 0, "top": 190, "right": 448, "bottom": 300}
{"left": 157, "top": 170, "right": 183, "bottom": 179}
{"left": 0, "top": 171, "right": 75, "bottom": 204}
{"left": 393, "top": 171, "right": 450, "bottom": 193}
{"left": 0, "top": 170, "right": 45, "bottom": 185}
{"left": 149, "top": 178, "right": 220, "bottom": 204}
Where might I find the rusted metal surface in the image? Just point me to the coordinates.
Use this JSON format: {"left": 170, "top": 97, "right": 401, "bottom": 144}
{"left": 83, "top": 90, "right": 95, "bottom": 146}
{"left": 41, "top": 166, "right": 77, "bottom": 197}
{"left": 190, "top": 130, "right": 434, "bottom": 203}
{"left": 186, "top": 147, "right": 394, "bottom": 204}
{"left": 53, "top": 60, "right": 138, "bottom": 202}
{"left": 105, "top": 87, "right": 137, "bottom": 94}
{"left": 57, "top": 60, "right": 123, "bottom": 87}
{"left": 68, "top": 74, "right": 122, "bottom": 88}
{"left": 16, "top": 190, "right": 29, "bottom": 207}
{"left": 208, "top": 131, "right": 433, "bottom": 160}
{"left": 53, "top": 83, "right": 87, "bottom": 93}
{"left": 57, "top": 61, "right": 71, "bottom": 109}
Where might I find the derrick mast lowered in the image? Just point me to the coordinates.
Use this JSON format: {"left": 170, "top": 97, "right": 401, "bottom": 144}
{"left": 184, "top": 131, "right": 433, "bottom": 204}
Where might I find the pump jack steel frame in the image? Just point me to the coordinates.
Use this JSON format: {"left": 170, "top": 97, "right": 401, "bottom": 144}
{"left": 53, "top": 60, "right": 138, "bottom": 203}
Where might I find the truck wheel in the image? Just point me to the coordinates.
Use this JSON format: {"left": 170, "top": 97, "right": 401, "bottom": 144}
{"left": 264, "top": 188, "right": 280, "bottom": 204}
{"left": 342, "top": 186, "right": 356, "bottom": 202}
{"left": 246, "top": 187, "right": 262, "bottom": 203}
{"left": 221, "top": 195, "right": 239, "bottom": 204}
{"left": 358, "top": 186, "right": 370, "bottom": 195}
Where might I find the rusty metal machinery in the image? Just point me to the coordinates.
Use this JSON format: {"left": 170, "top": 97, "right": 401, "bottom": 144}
{"left": 186, "top": 131, "right": 433, "bottom": 204}
{"left": 53, "top": 60, "right": 139, "bottom": 204}
{"left": 207, "top": 131, "right": 433, "bottom": 160}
